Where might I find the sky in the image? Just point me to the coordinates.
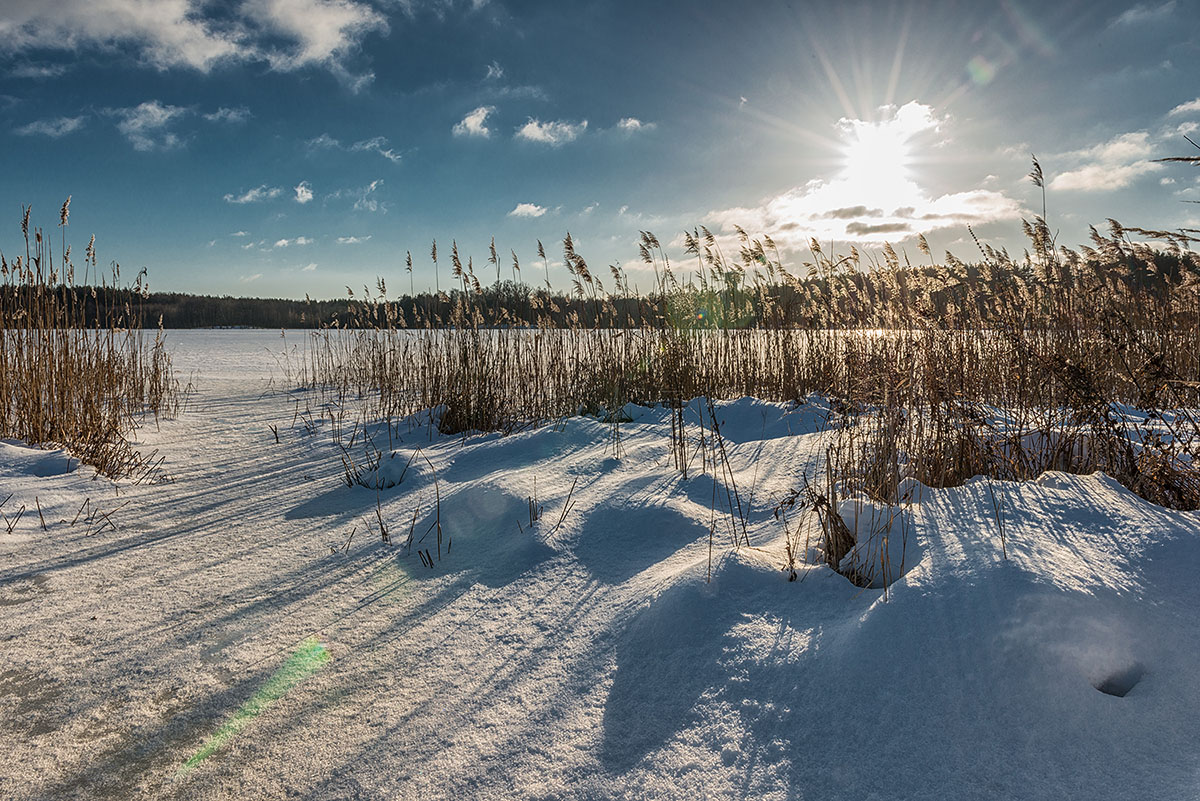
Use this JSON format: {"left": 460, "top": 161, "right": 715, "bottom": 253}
{"left": 1, "top": 0, "right": 1198, "bottom": 299}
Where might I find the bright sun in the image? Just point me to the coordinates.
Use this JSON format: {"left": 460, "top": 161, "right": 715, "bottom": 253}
{"left": 841, "top": 121, "right": 915, "bottom": 193}
{"left": 824, "top": 101, "right": 939, "bottom": 217}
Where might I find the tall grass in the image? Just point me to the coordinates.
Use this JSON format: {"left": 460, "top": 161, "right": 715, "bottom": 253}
{"left": 0, "top": 202, "right": 177, "bottom": 478}
{"left": 296, "top": 208, "right": 1200, "bottom": 579}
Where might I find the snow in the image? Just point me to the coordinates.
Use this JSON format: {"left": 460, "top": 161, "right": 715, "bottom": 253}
{"left": 3, "top": 329, "right": 1200, "bottom": 800}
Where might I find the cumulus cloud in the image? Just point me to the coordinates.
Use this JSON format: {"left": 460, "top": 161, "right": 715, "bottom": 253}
{"left": 294, "top": 181, "right": 314, "bottom": 203}
{"left": 224, "top": 185, "right": 283, "bottom": 204}
{"left": 508, "top": 202, "right": 547, "bottom": 218}
{"left": 516, "top": 117, "right": 587, "bottom": 146}
{"left": 616, "top": 117, "right": 655, "bottom": 133}
{"left": 0, "top": 0, "right": 242, "bottom": 71}
{"left": 0, "top": 0, "right": 387, "bottom": 86}
{"left": 245, "top": 0, "right": 386, "bottom": 71}
{"left": 274, "top": 236, "right": 313, "bottom": 247}
{"left": 822, "top": 205, "right": 884, "bottom": 220}
{"left": 1051, "top": 163, "right": 1163, "bottom": 192}
{"left": 14, "top": 115, "right": 86, "bottom": 138}
{"left": 706, "top": 101, "right": 1021, "bottom": 247}
{"left": 453, "top": 106, "right": 495, "bottom": 138}
{"left": 336, "top": 234, "right": 371, "bottom": 244}
{"left": 1049, "top": 131, "right": 1164, "bottom": 191}
{"left": 109, "top": 100, "right": 186, "bottom": 150}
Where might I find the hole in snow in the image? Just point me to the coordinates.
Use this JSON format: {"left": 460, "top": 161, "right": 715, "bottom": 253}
{"left": 1094, "top": 664, "right": 1144, "bottom": 697}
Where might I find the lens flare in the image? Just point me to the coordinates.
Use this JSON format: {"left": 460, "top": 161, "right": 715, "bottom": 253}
{"left": 967, "top": 55, "right": 996, "bottom": 85}
{"left": 178, "top": 637, "right": 330, "bottom": 776}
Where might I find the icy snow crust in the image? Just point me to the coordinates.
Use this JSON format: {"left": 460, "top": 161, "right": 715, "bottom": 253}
{"left": 2, "top": 330, "right": 1199, "bottom": 800}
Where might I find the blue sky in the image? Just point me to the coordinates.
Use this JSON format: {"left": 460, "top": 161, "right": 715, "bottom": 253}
{"left": 2, "top": 0, "right": 1198, "bottom": 298}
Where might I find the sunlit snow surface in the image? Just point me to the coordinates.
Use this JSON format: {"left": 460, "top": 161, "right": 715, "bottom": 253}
{"left": 2, "top": 330, "right": 1199, "bottom": 800}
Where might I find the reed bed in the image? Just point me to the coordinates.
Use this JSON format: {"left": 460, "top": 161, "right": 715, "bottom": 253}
{"left": 299, "top": 212, "right": 1200, "bottom": 580}
{"left": 0, "top": 202, "right": 177, "bottom": 479}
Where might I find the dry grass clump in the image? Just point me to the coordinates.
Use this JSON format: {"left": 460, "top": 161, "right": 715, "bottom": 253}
{"left": 0, "top": 202, "right": 177, "bottom": 478}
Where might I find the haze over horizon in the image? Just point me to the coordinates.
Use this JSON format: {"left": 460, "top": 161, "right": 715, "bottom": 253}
{"left": 2, "top": 0, "right": 1198, "bottom": 299}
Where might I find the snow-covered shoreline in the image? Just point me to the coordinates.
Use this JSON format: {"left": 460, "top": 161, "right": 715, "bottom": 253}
{"left": 3, "top": 330, "right": 1198, "bottom": 800}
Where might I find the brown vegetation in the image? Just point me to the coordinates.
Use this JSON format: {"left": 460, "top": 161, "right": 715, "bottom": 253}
{"left": 0, "top": 202, "right": 177, "bottom": 479}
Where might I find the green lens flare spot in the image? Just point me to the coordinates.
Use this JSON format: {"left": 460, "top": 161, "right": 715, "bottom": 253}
{"left": 178, "top": 637, "right": 330, "bottom": 776}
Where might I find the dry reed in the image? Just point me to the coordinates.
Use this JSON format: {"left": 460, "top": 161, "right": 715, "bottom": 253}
{"left": 0, "top": 202, "right": 178, "bottom": 479}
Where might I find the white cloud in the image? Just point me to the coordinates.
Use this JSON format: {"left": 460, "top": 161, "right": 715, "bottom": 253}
{"left": 245, "top": 0, "right": 386, "bottom": 73}
{"left": 1066, "top": 131, "right": 1156, "bottom": 163}
{"left": 0, "top": 0, "right": 386, "bottom": 87}
{"left": 302, "top": 262, "right": 318, "bottom": 272}
{"left": 203, "top": 106, "right": 251, "bottom": 124}
{"left": 110, "top": 100, "right": 186, "bottom": 150}
{"left": 353, "top": 179, "right": 383, "bottom": 212}
{"left": 0, "top": 0, "right": 243, "bottom": 71}
{"left": 616, "top": 117, "right": 655, "bottom": 133}
{"left": 1169, "top": 98, "right": 1200, "bottom": 116}
{"left": 485, "top": 60, "right": 503, "bottom": 80}
{"left": 306, "top": 132, "right": 341, "bottom": 150}
{"left": 327, "top": 178, "right": 385, "bottom": 212}
{"left": 453, "top": 105, "right": 495, "bottom": 138}
{"left": 307, "top": 132, "right": 400, "bottom": 162}
{"left": 224, "top": 185, "right": 283, "bottom": 204}
{"left": 508, "top": 203, "right": 547, "bottom": 218}
{"left": 516, "top": 117, "right": 587, "bottom": 146}
{"left": 1111, "top": 1, "right": 1175, "bottom": 26}
{"left": 14, "top": 115, "right": 86, "bottom": 138}
{"left": 294, "top": 181, "right": 314, "bottom": 203}
{"left": 274, "top": 236, "right": 313, "bottom": 247}
{"left": 231, "top": 230, "right": 249, "bottom": 237}
{"left": 1049, "top": 131, "right": 1164, "bottom": 191}
{"left": 1162, "top": 177, "right": 1177, "bottom": 185}
{"left": 350, "top": 135, "right": 401, "bottom": 163}
{"left": 706, "top": 101, "right": 1022, "bottom": 247}
{"left": 336, "top": 235, "right": 371, "bottom": 244}
{"left": 1051, "top": 162, "right": 1163, "bottom": 192}
{"left": 239, "top": 273, "right": 263, "bottom": 284}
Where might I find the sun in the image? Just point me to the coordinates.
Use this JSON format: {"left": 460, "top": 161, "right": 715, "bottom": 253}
{"left": 841, "top": 120, "right": 915, "bottom": 194}
{"left": 831, "top": 103, "right": 937, "bottom": 217}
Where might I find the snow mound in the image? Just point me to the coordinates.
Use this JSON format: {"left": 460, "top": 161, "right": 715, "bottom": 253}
{"left": 0, "top": 440, "right": 78, "bottom": 478}
{"left": 6, "top": 335, "right": 1200, "bottom": 800}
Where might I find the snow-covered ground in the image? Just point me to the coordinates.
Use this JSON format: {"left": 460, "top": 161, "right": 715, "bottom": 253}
{"left": 3, "top": 330, "right": 1199, "bottom": 800}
